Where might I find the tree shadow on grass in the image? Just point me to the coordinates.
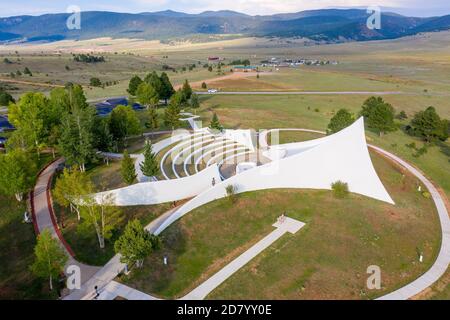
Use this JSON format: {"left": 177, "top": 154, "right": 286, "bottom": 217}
{"left": 0, "top": 196, "right": 56, "bottom": 299}
{"left": 438, "top": 141, "right": 450, "bottom": 163}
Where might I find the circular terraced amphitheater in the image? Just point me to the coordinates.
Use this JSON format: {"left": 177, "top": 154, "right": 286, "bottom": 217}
{"left": 156, "top": 129, "right": 263, "bottom": 180}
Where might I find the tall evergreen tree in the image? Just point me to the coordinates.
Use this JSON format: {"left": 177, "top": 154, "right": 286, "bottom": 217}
{"left": 140, "top": 140, "right": 159, "bottom": 178}
{"left": 59, "top": 104, "right": 96, "bottom": 172}
{"left": 145, "top": 71, "right": 164, "bottom": 97}
{"left": 145, "top": 107, "right": 159, "bottom": 131}
{"left": 114, "top": 219, "right": 158, "bottom": 268}
{"left": 128, "top": 75, "right": 143, "bottom": 96}
{"left": 0, "top": 87, "right": 15, "bottom": 106}
{"left": 121, "top": 150, "right": 137, "bottom": 185}
{"left": 327, "top": 109, "right": 355, "bottom": 134}
{"left": 210, "top": 113, "right": 223, "bottom": 131}
{"left": 409, "top": 106, "right": 449, "bottom": 143}
{"left": 159, "top": 72, "right": 175, "bottom": 104}
{"left": 360, "top": 96, "right": 397, "bottom": 136}
{"left": 190, "top": 92, "right": 200, "bottom": 111}
{"left": 181, "top": 79, "right": 193, "bottom": 102}
{"left": 92, "top": 116, "right": 114, "bottom": 152}
{"left": 164, "top": 101, "right": 181, "bottom": 130}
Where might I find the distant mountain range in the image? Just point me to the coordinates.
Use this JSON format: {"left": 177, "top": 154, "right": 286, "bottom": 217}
{"left": 1, "top": 8, "right": 449, "bottom": 44}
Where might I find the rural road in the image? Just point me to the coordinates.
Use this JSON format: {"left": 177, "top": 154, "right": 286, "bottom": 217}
{"left": 87, "top": 91, "right": 405, "bottom": 103}
{"left": 197, "top": 91, "right": 405, "bottom": 95}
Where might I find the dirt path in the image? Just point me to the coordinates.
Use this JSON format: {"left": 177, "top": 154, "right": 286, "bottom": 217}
{"left": 174, "top": 72, "right": 263, "bottom": 90}
{"left": 0, "top": 78, "right": 65, "bottom": 88}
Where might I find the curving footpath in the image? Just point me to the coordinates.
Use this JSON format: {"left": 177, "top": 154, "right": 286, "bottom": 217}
{"left": 30, "top": 158, "right": 101, "bottom": 286}
{"left": 370, "top": 145, "right": 450, "bottom": 300}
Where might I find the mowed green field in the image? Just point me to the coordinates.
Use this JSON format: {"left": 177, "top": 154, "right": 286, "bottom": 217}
{"left": 120, "top": 151, "right": 440, "bottom": 299}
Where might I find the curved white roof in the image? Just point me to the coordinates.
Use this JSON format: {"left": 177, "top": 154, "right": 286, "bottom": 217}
{"left": 155, "top": 117, "right": 394, "bottom": 235}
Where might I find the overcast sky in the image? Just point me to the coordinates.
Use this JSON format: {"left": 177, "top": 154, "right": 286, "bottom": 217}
{"left": 1, "top": 0, "right": 449, "bottom": 17}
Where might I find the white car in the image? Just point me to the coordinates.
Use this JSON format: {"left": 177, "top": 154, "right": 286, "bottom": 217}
{"left": 207, "top": 89, "right": 218, "bottom": 94}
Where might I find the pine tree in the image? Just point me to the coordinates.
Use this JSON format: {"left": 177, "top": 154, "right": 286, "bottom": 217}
{"left": 59, "top": 105, "right": 96, "bottom": 172}
{"left": 128, "top": 75, "right": 143, "bottom": 96}
{"left": 114, "top": 219, "right": 157, "bottom": 268}
{"left": 160, "top": 72, "right": 175, "bottom": 104}
{"left": 140, "top": 140, "right": 160, "bottom": 178}
{"left": 31, "top": 230, "right": 68, "bottom": 291}
{"left": 164, "top": 101, "right": 181, "bottom": 130}
{"left": 145, "top": 107, "right": 159, "bottom": 131}
{"left": 181, "top": 79, "right": 193, "bottom": 101}
{"left": 58, "top": 85, "right": 95, "bottom": 171}
{"left": 145, "top": 71, "right": 164, "bottom": 97}
{"left": 360, "top": 96, "right": 397, "bottom": 137}
{"left": 190, "top": 93, "right": 200, "bottom": 111}
{"left": 121, "top": 150, "right": 137, "bottom": 185}
{"left": 409, "top": 106, "right": 449, "bottom": 143}
{"left": 327, "top": 109, "right": 355, "bottom": 134}
{"left": 210, "top": 113, "right": 223, "bottom": 131}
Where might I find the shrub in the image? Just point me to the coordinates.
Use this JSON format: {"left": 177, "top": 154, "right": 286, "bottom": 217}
{"left": 422, "top": 192, "right": 431, "bottom": 199}
{"left": 396, "top": 110, "right": 408, "bottom": 120}
{"left": 90, "top": 77, "right": 102, "bottom": 87}
{"left": 331, "top": 181, "right": 349, "bottom": 199}
{"left": 413, "top": 146, "right": 428, "bottom": 158}
{"left": 225, "top": 185, "right": 238, "bottom": 204}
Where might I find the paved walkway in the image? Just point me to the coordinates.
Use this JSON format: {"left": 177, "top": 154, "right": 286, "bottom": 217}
{"left": 64, "top": 206, "right": 181, "bottom": 300}
{"left": 182, "top": 217, "right": 305, "bottom": 300}
{"left": 97, "top": 281, "right": 159, "bottom": 300}
{"left": 31, "top": 159, "right": 101, "bottom": 285}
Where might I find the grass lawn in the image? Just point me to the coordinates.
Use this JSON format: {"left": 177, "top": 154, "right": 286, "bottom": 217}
{"left": 120, "top": 151, "right": 441, "bottom": 299}
{"left": 54, "top": 202, "right": 172, "bottom": 266}
{"left": 429, "top": 269, "right": 450, "bottom": 300}
{"left": 268, "top": 131, "right": 324, "bottom": 145}
{"left": 415, "top": 268, "right": 450, "bottom": 300}
{"left": 0, "top": 153, "right": 57, "bottom": 299}
{"left": 86, "top": 160, "right": 126, "bottom": 192}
